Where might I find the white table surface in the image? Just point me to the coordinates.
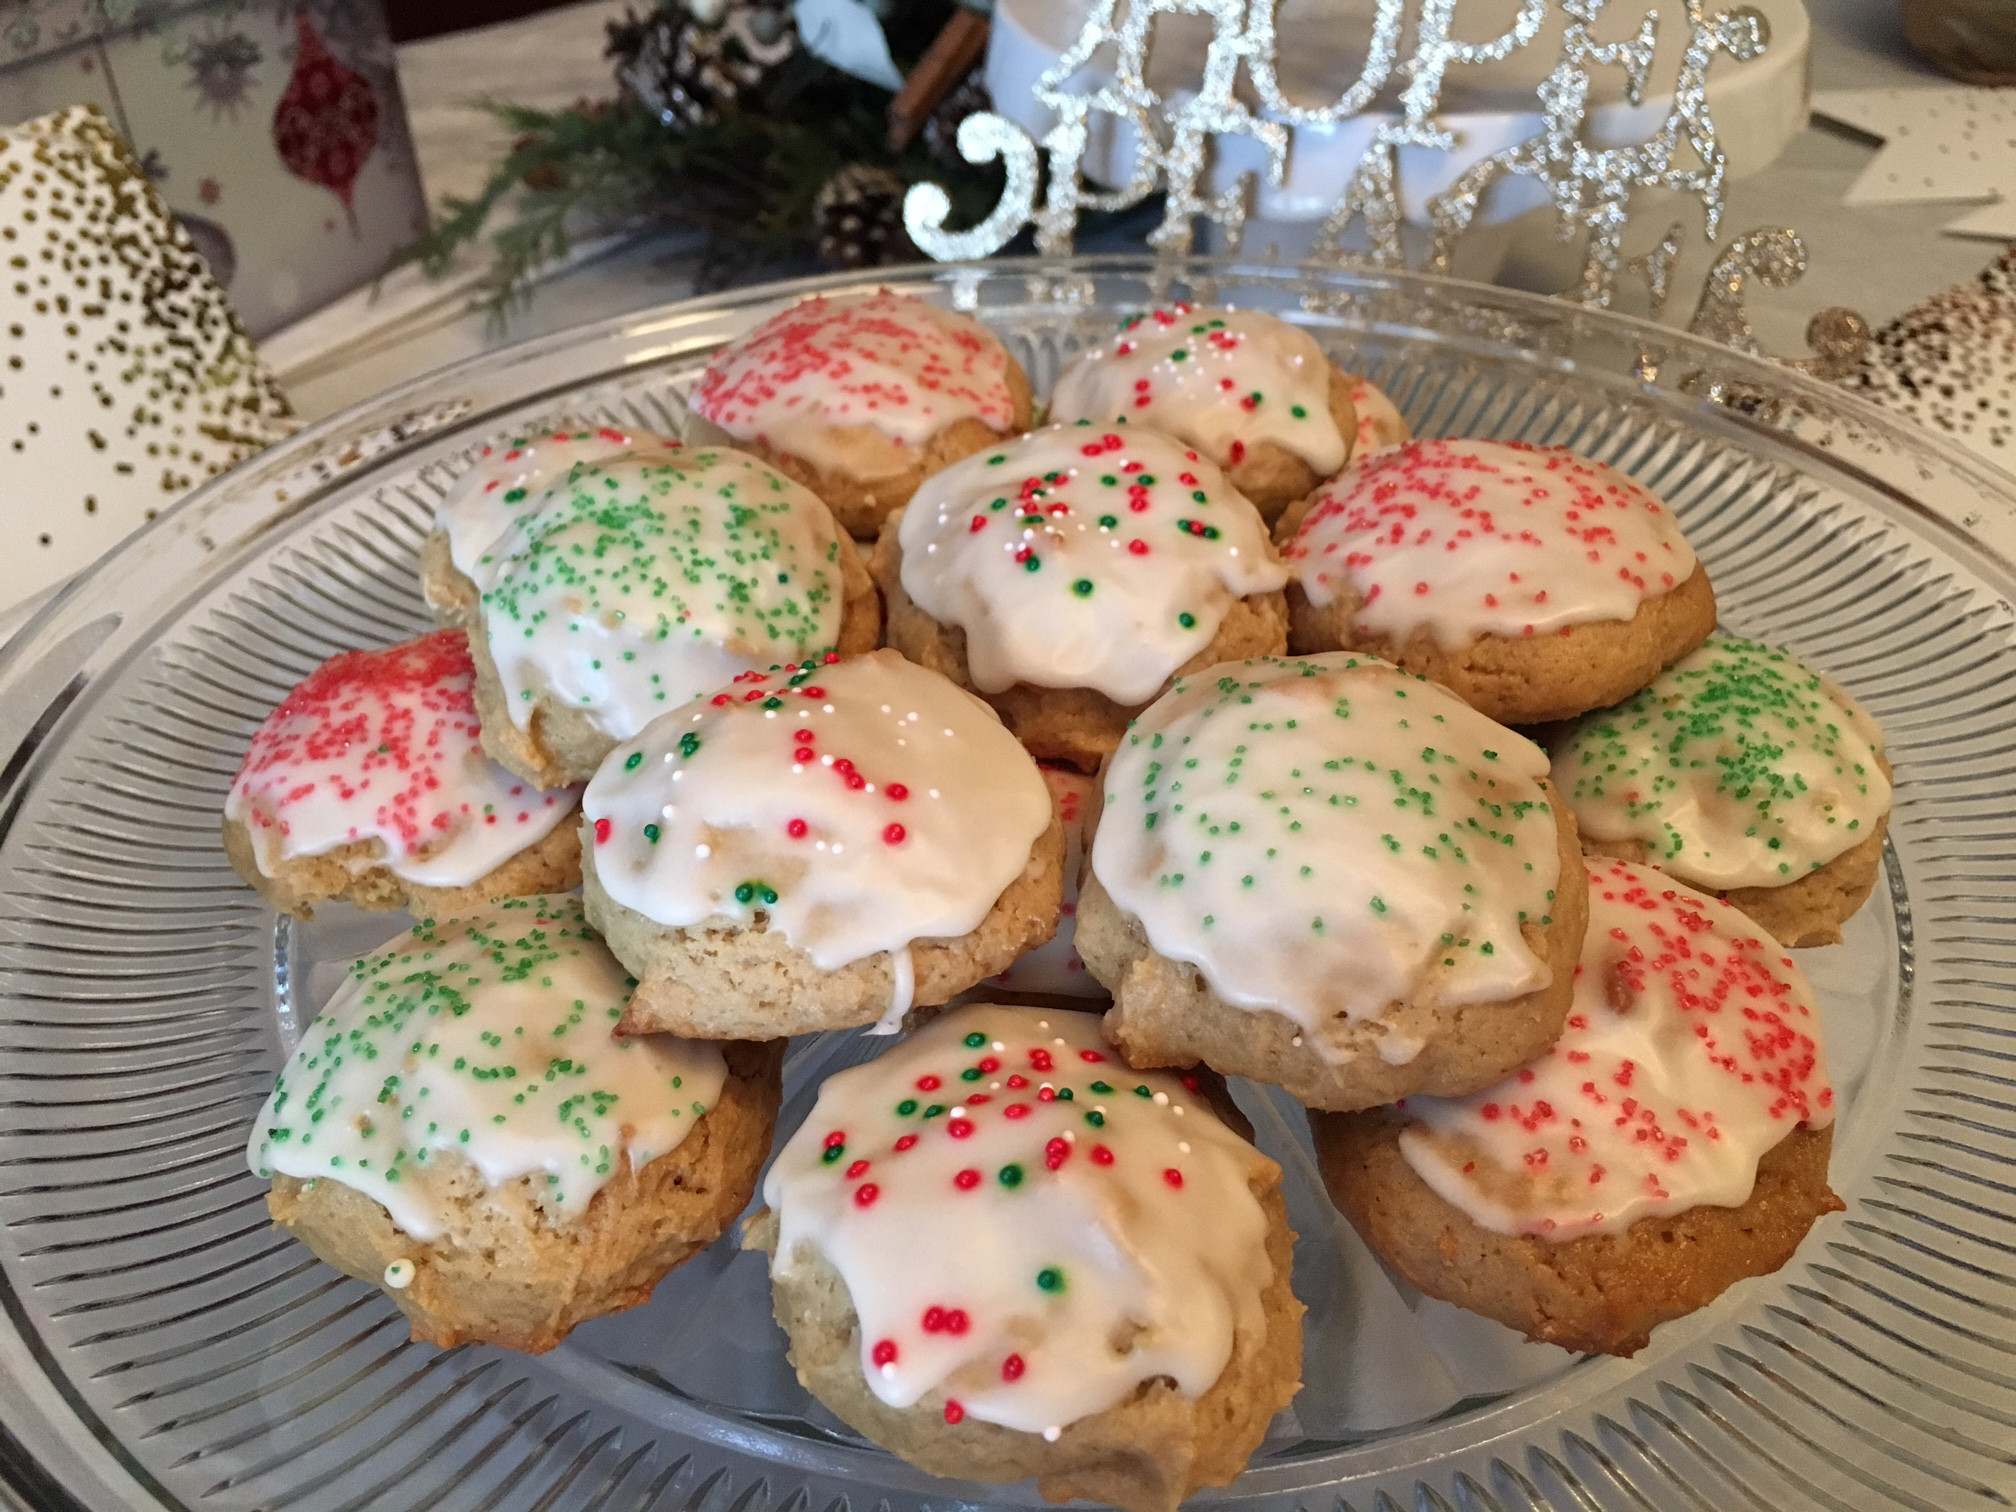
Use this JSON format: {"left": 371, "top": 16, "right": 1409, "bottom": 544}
{"left": 265, "top": 0, "right": 2009, "bottom": 423}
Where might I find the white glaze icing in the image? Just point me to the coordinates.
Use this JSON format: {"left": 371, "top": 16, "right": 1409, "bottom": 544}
{"left": 441, "top": 436, "right": 850, "bottom": 741}
{"left": 437, "top": 425, "right": 639, "bottom": 572}
{"left": 763, "top": 1003, "right": 1275, "bottom": 1434}
{"left": 225, "top": 630, "right": 577, "bottom": 888}
{"left": 897, "top": 423, "right": 1288, "bottom": 703}
{"left": 990, "top": 767, "right": 1103, "bottom": 997}
{"left": 248, "top": 895, "right": 727, "bottom": 1243}
{"left": 1050, "top": 304, "right": 1346, "bottom": 478}
{"left": 1553, "top": 635, "right": 1890, "bottom": 891}
{"left": 1284, "top": 437, "right": 1698, "bottom": 652}
{"left": 1397, "top": 857, "right": 1836, "bottom": 1239}
{"left": 1090, "top": 653, "right": 1563, "bottom": 1060}
{"left": 584, "top": 650, "right": 1053, "bottom": 971}
{"left": 690, "top": 291, "right": 1018, "bottom": 482}
{"left": 1346, "top": 375, "right": 1409, "bottom": 454}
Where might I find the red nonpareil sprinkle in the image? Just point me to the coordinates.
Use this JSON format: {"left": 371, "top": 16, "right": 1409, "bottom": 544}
{"left": 917, "top": 1075, "right": 941, "bottom": 1091}
{"left": 1029, "top": 1049, "right": 1054, "bottom": 1071}
{"left": 944, "top": 1400, "right": 965, "bottom": 1424}
{"left": 1129, "top": 539, "right": 1150, "bottom": 556}
{"left": 883, "top": 823, "right": 907, "bottom": 845}
{"left": 1045, "top": 1137, "right": 1070, "bottom": 1170}
{"left": 1002, "top": 1353, "right": 1026, "bottom": 1382}
{"left": 1090, "top": 1144, "right": 1115, "bottom": 1165}
{"left": 1003, "top": 1103, "right": 1030, "bottom": 1120}
{"left": 970, "top": 515, "right": 988, "bottom": 533}
{"left": 787, "top": 818, "right": 809, "bottom": 838}
{"left": 894, "top": 1135, "right": 918, "bottom": 1152}
{"left": 887, "top": 783, "right": 909, "bottom": 800}
{"left": 1162, "top": 1168, "right": 1184, "bottom": 1189}
{"left": 948, "top": 1119, "right": 975, "bottom": 1139}
{"left": 1006, "top": 1074, "right": 1028, "bottom": 1089}
{"left": 1037, "top": 1087, "right": 1056, "bottom": 1103}
{"left": 872, "top": 1339, "right": 898, "bottom": 1366}
{"left": 593, "top": 818, "right": 612, "bottom": 844}
{"left": 824, "top": 1130, "right": 846, "bottom": 1148}
{"left": 1079, "top": 1049, "right": 1107, "bottom": 1063}
{"left": 954, "top": 1167, "right": 981, "bottom": 1189}
{"left": 853, "top": 1183, "right": 880, "bottom": 1207}
{"left": 846, "top": 1159, "right": 869, "bottom": 1178}
{"left": 1180, "top": 1075, "right": 1200, "bottom": 1092}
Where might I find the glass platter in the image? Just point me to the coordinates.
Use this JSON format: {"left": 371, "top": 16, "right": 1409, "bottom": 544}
{"left": 0, "top": 255, "right": 2012, "bottom": 1512}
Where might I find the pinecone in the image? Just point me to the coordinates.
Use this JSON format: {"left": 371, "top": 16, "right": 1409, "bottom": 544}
{"left": 608, "top": 1, "right": 795, "bottom": 130}
{"left": 813, "top": 165, "right": 919, "bottom": 270}
{"left": 922, "top": 72, "right": 992, "bottom": 171}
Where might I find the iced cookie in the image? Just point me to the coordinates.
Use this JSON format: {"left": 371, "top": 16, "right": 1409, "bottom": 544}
{"left": 989, "top": 766, "right": 1104, "bottom": 998}
{"left": 1278, "top": 438, "right": 1716, "bottom": 725}
{"left": 1313, "top": 858, "right": 1843, "bottom": 1357}
{"left": 1049, "top": 304, "right": 1355, "bottom": 523}
{"left": 1552, "top": 635, "right": 1892, "bottom": 948}
{"left": 1077, "top": 653, "right": 1589, "bottom": 1112}
{"left": 251, "top": 895, "right": 783, "bottom": 1353}
{"left": 222, "top": 629, "right": 580, "bottom": 918}
{"left": 421, "top": 429, "right": 880, "bottom": 788}
{"left": 689, "top": 290, "right": 1034, "bottom": 538}
{"left": 1346, "top": 373, "right": 1409, "bottom": 453}
{"left": 875, "top": 423, "right": 1290, "bottom": 769}
{"left": 582, "top": 650, "right": 1063, "bottom": 1039}
{"left": 746, "top": 1002, "right": 1301, "bottom": 1512}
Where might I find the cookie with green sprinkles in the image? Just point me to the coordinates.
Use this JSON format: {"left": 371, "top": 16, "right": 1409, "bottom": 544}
{"left": 1048, "top": 302, "right": 1359, "bottom": 523}
{"left": 249, "top": 894, "right": 784, "bottom": 1353}
{"left": 1550, "top": 634, "right": 1893, "bottom": 947}
{"left": 873, "top": 423, "right": 1291, "bottom": 771}
{"left": 1078, "top": 652, "right": 1589, "bottom": 1112}
{"left": 422, "top": 427, "right": 881, "bottom": 789}
{"left": 745, "top": 1002, "right": 1301, "bottom": 1512}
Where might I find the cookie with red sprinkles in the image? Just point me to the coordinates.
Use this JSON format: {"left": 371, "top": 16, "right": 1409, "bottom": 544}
{"left": 1312, "top": 857, "right": 1843, "bottom": 1356}
{"left": 745, "top": 1002, "right": 1300, "bottom": 1512}
{"left": 1277, "top": 437, "right": 1716, "bottom": 724}
{"left": 222, "top": 630, "right": 581, "bottom": 918}
{"left": 689, "top": 291, "right": 1034, "bottom": 539}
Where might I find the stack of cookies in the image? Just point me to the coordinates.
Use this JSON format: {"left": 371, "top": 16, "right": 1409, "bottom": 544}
{"left": 227, "top": 291, "right": 1882, "bottom": 1512}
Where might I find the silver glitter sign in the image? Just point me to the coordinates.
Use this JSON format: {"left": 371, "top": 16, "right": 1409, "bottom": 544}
{"left": 905, "top": 0, "right": 1848, "bottom": 362}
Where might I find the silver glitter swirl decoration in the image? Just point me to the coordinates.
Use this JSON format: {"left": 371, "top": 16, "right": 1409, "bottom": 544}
{"left": 903, "top": 0, "right": 1871, "bottom": 373}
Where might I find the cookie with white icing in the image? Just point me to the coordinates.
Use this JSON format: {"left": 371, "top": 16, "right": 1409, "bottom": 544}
{"left": 1552, "top": 635, "right": 1892, "bottom": 948}
{"left": 581, "top": 650, "right": 1064, "bottom": 1039}
{"left": 251, "top": 895, "right": 783, "bottom": 1353}
{"left": 421, "top": 427, "right": 881, "bottom": 789}
{"left": 1278, "top": 438, "right": 1716, "bottom": 725}
{"left": 1049, "top": 304, "right": 1357, "bottom": 523}
{"left": 874, "top": 423, "right": 1290, "bottom": 770}
{"left": 988, "top": 766, "right": 1105, "bottom": 999}
{"left": 745, "top": 1002, "right": 1301, "bottom": 1512}
{"left": 222, "top": 630, "right": 581, "bottom": 918}
{"left": 1077, "top": 652, "right": 1589, "bottom": 1112}
{"left": 1346, "top": 373, "right": 1410, "bottom": 454}
{"left": 689, "top": 291, "right": 1034, "bottom": 539}
{"left": 1312, "top": 858, "right": 1843, "bottom": 1357}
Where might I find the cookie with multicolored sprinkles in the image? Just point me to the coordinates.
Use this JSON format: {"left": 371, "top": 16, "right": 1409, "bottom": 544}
{"left": 1312, "top": 857, "right": 1843, "bottom": 1357}
{"left": 1276, "top": 438, "right": 1716, "bottom": 725}
{"left": 421, "top": 429, "right": 880, "bottom": 789}
{"left": 1049, "top": 303, "right": 1357, "bottom": 524}
{"left": 250, "top": 895, "right": 784, "bottom": 1353}
{"left": 1077, "top": 652, "right": 1589, "bottom": 1112}
{"left": 1551, "top": 635, "right": 1892, "bottom": 948}
{"left": 688, "top": 290, "right": 1034, "bottom": 539}
{"left": 874, "top": 423, "right": 1290, "bottom": 771}
{"left": 582, "top": 651, "right": 1064, "bottom": 1039}
{"left": 746, "top": 1002, "right": 1301, "bottom": 1512}
{"left": 222, "top": 630, "right": 581, "bottom": 919}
